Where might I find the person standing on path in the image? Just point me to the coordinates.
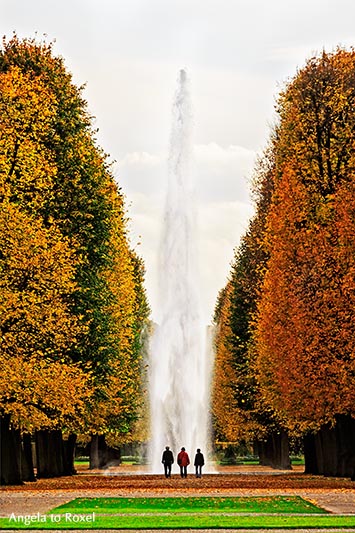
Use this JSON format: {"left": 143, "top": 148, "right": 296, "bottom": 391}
{"left": 161, "top": 446, "right": 174, "bottom": 478}
{"left": 194, "top": 448, "right": 205, "bottom": 478}
{"left": 177, "top": 447, "right": 190, "bottom": 478}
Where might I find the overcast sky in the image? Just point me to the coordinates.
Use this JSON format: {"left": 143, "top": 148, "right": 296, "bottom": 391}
{"left": 3, "top": 0, "right": 355, "bottom": 322}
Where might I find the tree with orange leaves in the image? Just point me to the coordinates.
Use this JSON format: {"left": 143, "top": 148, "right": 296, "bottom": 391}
{"left": 255, "top": 48, "right": 355, "bottom": 477}
{"left": 212, "top": 146, "right": 292, "bottom": 469}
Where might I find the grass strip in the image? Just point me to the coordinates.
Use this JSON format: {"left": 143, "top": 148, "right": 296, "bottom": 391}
{"left": 50, "top": 496, "right": 327, "bottom": 514}
{"left": 2, "top": 513, "right": 355, "bottom": 529}
{"left": 0, "top": 496, "right": 334, "bottom": 530}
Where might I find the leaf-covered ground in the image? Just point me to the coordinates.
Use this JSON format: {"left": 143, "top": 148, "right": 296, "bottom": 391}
{"left": 1, "top": 468, "right": 355, "bottom": 517}
{"left": 2, "top": 472, "right": 355, "bottom": 491}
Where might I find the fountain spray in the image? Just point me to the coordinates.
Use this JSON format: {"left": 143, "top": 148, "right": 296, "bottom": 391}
{"left": 149, "top": 70, "right": 212, "bottom": 472}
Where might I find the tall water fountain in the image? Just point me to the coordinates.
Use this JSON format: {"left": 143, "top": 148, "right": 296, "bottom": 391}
{"left": 149, "top": 70, "right": 212, "bottom": 472}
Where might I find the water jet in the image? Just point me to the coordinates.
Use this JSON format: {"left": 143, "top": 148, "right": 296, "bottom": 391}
{"left": 149, "top": 70, "right": 213, "bottom": 473}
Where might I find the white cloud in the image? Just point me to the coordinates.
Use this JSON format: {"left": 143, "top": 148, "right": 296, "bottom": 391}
{"left": 117, "top": 151, "right": 166, "bottom": 195}
{"left": 194, "top": 142, "right": 256, "bottom": 203}
{"left": 266, "top": 45, "right": 320, "bottom": 64}
{"left": 121, "top": 151, "right": 163, "bottom": 167}
{"left": 117, "top": 141, "right": 256, "bottom": 201}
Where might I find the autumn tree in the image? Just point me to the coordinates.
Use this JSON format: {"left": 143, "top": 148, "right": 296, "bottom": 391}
{"left": 213, "top": 282, "right": 240, "bottom": 443}
{"left": 0, "top": 44, "right": 92, "bottom": 483}
{"left": 86, "top": 185, "right": 150, "bottom": 468}
{"left": 0, "top": 203, "right": 91, "bottom": 483}
{"left": 212, "top": 144, "right": 291, "bottom": 468}
{"left": 255, "top": 48, "right": 355, "bottom": 477}
{"left": 0, "top": 35, "right": 149, "bottom": 482}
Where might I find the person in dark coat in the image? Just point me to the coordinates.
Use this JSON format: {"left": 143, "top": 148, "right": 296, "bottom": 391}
{"left": 161, "top": 446, "right": 174, "bottom": 478}
{"left": 194, "top": 448, "right": 205, "bottom": 478}
{"left": 177, "top": 447, "right": 190, "bottom": 478}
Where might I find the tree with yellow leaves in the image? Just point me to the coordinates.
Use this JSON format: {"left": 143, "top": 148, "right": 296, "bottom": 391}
{"left": 0, "top": 201, "right": 91, "bottom": 483}
{"left": 0, "top": 35, "right": 149, "bottom": 483}
{"left": 86, "top": 184, "right": 150, "bottom": 467}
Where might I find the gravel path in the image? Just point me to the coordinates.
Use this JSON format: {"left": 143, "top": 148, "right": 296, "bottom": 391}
{"left": 1, "top": 487, "right": 355, "bottom": 516}
{"left": 1, "top": 467, "right": 355, "bottom": 522}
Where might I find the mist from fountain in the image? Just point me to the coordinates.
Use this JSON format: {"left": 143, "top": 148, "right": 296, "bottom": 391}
{"left": 149, "top": 70, "right": 213, "bottom": 473}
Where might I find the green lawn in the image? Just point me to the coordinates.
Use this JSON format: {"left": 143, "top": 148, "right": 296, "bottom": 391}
{"left": 51, "top": 495, "right": 325, "bottom": 514}
{"left": 2, "top": 495, "right": 355, "bottom": 530}
{"left": 3, "top": 513, "right": 355, "bottom": 530}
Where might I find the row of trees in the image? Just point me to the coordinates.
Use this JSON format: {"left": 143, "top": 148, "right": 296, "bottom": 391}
{"left": 0, "top": 36, "right": 149, "bottom": 485}
{"left": 213, "top": 48, "right": 355, "bottom": 477}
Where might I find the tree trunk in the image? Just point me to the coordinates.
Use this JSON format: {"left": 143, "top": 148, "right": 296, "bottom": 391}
{"left": 304, "top": 433, "right": 319, "bottom": 474}
{"left": 304, "top": 416, "right": 355, "bottom": 479}
{"left": 98, "top": 435, "right": 109, "bottom": 467}
{"left": 270, "top": 430, "right": 292, "bottom": 469}
{"left": 278, "top": 430, "right": 292, "bottom": 470}
{"left": 313, "top": 430, "right": 325, "bottom": 475}
{"left": 89, "top": 434, "right": 120, "bottom": 469}
{"left": 335, "top": 415, "right": 355, "bottom": 479}
{"left": 36, "top": 429, "right": 64, "bottom": 478}
{"left": 256, "top": 430, "right": 291, "bottom": 470}
{"left": 257, "top": 440, "right": 266, "bottom": 467}
{"left": 256, "top": 439, "right": 272, "bottom": 466}
{"left": 62, "top": 434, "right": 77, "bottom": 475}
{"left": 0, "top": 415, "right": 23, "bottom": 485}
{"left": 89, "top": 434, "right": 100, "bottom": 469}
{"left": 21, "top": 433, "right": 36, "bottom": 482}
{"left": 321, "top": 424, "right": 338, "bottom": 476}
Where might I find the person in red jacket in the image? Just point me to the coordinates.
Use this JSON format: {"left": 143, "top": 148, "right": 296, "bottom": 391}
{"left": 177, "top": 447, "right": 190, "bottom": 478}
